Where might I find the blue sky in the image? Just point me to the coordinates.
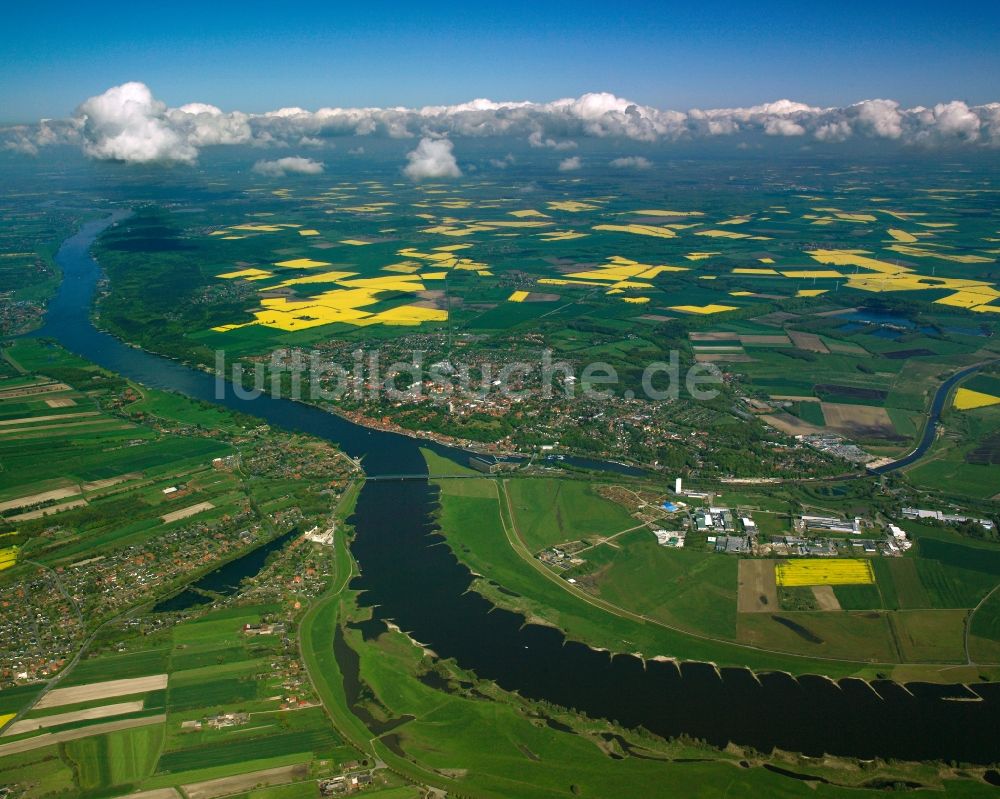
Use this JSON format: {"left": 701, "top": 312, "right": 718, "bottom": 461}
{"left": 2, "top": 0, "right": 998, "bottom": 122}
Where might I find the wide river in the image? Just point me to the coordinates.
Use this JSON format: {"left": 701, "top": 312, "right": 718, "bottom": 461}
{"left": 36, "top": 213, "right": 1000, "bottom": 764}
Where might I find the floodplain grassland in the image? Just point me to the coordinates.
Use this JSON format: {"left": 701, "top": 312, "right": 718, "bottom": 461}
{"left": 969, "top": 587, "right": 1000, "bottom": 662}
{"left": 295, "top": 516, "right": 1000, "bottom": 798}
{"left": 417, "top": 446, "right": 478, "bottom": 476}
{"left": 429, "top": 467, "right": 885, "bottom": 677}
{"left": 125, "top": 389, "right": 256, "bottom": 434}
{"left": 422, "top": 448, "right": 1000, "bottom": 682}
{"left": 505, "top": 477, "right": 638, "bottom": 551}
{"left": 905, "top": 392, "right": 1000, "bottom": 499}
{"left": 574, "top": 528, "right": 740, "bottom": 640}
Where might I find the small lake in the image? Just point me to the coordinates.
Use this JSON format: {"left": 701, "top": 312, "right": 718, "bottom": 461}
{"left": 839, "top": 310, "right": 986, "bottom": 339}
{"left": 151, "top": 526, "right": 300, "bottom": 612}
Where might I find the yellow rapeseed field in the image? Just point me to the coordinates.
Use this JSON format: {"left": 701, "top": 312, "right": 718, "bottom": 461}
{"left": 631, "top": 209, "right": 704, "bottom": 217}
{"left": 696, "top": 229, "right": 752, "bottom": 239}
{"left": 564, "top": 256, "right": 687, "bottom": 284}
{"left": 953, "top": 388, "right": 1000, "bottom": 411}
{"left": 593, "top": 224, "right": 677, "bottom": 239}
{"left": 274, "top": 258, "right": 333, "bottom": 269}
{"left": 216, "top": 268, "right": 273, "bottom": 280}
{"left": 538, "top": 230, "right": 589, "bottom": 241}
{"left": 780, "top": 270, "right": 843, "bottom": 279}
{"left": 775, "top": 559, "right": 875, "bottom": 587}
{"left": 368, "top": 306, "right": 447, "bottom": 326}
{"left": 670, "top": 304, "right": 738, "bottom": 315}
{"left": 509, "top": 209, "right": 549, "bottom": 218}
{"left": 0, "top": 546, "right": 18, "bottom": 571}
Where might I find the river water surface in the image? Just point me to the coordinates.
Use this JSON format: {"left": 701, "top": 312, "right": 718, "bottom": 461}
{"left": 35, "top": 213, "right": 1000, "bottom": 764}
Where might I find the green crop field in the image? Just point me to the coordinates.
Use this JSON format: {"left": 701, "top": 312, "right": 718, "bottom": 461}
{"left": 971, "top": 591, "right": 1000, "bottom": 644}
{"left": 914, "top": 559, "right": 997, "bottom": 608}
{"left": 63, "top": 724, "right": 164, "bottom": 791}
{"left": 236, "top": 783, "right": 324, "bottom": 799}
{"left": 62, "top": 649, "right": 170, "bottom": 686}
{"left": 0, "top": 684, "right": 42, "bottom": 716}
{"left": 906, "top": 537, "right": 1000, "bottom": 609}
{"left": 919, "top": 538, "right": 1000, "bottom": 575}
{"left": 0, "top": 748, "right": 77, "bottom": 797}
{"left": 169, "top": 644, "right": 266, "bottom": 672}
{"left": 167, "top": 676, "right": 261, "bottom": 711}
{"left": 833, "top": 583, "right": 884, "bottom": 611}
{"left": 157, "top": 728, "right": 341, "bottom": 773}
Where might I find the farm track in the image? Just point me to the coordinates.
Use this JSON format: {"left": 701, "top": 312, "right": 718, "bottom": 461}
{"left": 0, "top": 713, "right": 165, "bottom": 758}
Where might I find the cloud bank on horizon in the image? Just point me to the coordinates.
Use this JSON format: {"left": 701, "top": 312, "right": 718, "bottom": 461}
{"left": 2, "top": 82, "right": 999, "bottom": 167}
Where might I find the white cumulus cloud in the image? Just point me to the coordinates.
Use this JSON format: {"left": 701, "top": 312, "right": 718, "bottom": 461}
{"left": 168, "top": 103, "right": 252, "bottom": 147}
{"left": 528, "top": 130, "right": 577, "bottom": 150}
{"left": 764, "top": 118, "right": 806, "bottom": 137}
{"left": 815, "top": 120, "right": 853, "bottom": 142}
{"left": 558, "top": 156, "right": 582, "bottom": 172}
{"left": 609, "top": 155, "right": 652, "bottom": 168}
{"left": 404, "top": 137, "right": 461, "bottom": 179}
{"left": 76, "top": 82, "right": 198, "bottom": 164}
{"left": 914, "top": 101, "right": 981, "bottom": 143}
{"left": 252, "top": 156, "right": 325, "bottom": 176}
{"left": 981, "top": 103, "right": 1000, "bottom": 145}
{"left": 853, "top": 99, "right": 903, "bottom": 139}
{"left": 1, "top": 126, "right": 40, "bottom": 155}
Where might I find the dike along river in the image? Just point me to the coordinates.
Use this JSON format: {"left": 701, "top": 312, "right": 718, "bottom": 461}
{"left": 37, "top": 213, "right": 1000, "bottom": 764}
